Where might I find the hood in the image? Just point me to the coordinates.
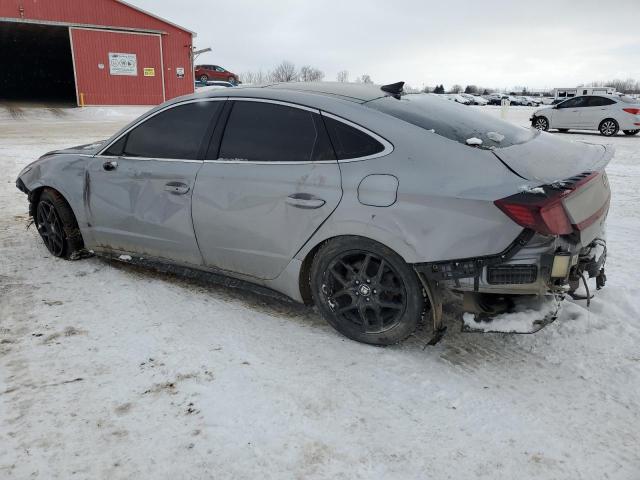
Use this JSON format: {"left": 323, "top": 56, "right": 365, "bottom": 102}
{"left": 46, "top": 141, "right": 107, "bottom": 156}
{"left": 493, "top": 132, "right": 614, "bottom": 183}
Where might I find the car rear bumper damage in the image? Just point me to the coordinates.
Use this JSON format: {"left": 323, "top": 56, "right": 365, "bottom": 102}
{"left": 413, "top": 229, "right": 607, "bottom": 337}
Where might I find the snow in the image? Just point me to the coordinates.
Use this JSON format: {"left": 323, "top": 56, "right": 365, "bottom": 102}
{"left": 466, "top": 136, "right": 483, "bottom": 145}
{"left": 462, "top": 296, "right": 560, "bottom": 333}
{"left": 1, "top": 104, "right": 640, "bottom": 479}
{"left": 118, "top": 254, "right": 133, "bottom": 261}
{"left": 487, "top": 131, "right": 505, "bottom": 142}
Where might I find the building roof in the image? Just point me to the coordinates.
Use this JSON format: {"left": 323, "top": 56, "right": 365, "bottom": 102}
{"left": 114, "top": 0, "right": 196, "bottom": 36}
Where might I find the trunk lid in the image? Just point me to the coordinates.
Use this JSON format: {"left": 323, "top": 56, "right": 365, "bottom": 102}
{"left": 493, "top": 133, "right": 614, "bottom": 183}
{"left": 493, "top": 135, "right": 613, "bottom": 245}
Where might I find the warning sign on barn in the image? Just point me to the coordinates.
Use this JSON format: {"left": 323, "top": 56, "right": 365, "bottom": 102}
{"left": 108, "top": 53, "right": 138, "bottom": 76}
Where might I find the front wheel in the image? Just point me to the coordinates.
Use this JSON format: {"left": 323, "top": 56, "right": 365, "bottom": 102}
{"left": 228, "top": 76, "right": 236, "bottom": 85}
{"left": 599, "top": 119, "right": 619, "bottom": 136}
{"left": 35, "top": 188, "right": 84, "bottom": 259}
{"left": 310, "top": 237, "right": 425, "bottom": 346}
{"left": 199, "top": 74, "right": 209, "bottom": 83}
{"left": 623, "top": 129, "right": 639, "bottom": 136}
{"left": 533, "top": 116, "right": 549, "bottom": 131}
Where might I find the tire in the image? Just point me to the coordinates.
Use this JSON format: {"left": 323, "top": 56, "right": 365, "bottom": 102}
{"left": 34, "top": 188, "right": 84, "bottom": 259}
{"left": 599, "top": 119, "right": 619, "bottom": 136}
{"left": 199, "top": 74, "right": 208, "bottom": 83}
{"left": 533, "top": 116, "right": 549, "bottom": 131}
{"left": 228, "top": 76, "right": 236, "bottom": 85}
{"left": 623, "top": 129, "right": 639, "bottom": 136}
{"left": 310, "top": 236, "right": 425, "bottom": 346}
{"left": 558, "top": 128, "right": 569, "bottom": 133}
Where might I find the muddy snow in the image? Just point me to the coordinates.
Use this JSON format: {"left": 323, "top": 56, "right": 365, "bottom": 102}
{"left": 1, "top": 104, "right": 639, "bottom": 479}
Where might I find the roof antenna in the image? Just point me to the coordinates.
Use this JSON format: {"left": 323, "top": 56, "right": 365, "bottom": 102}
{"left": 381, "top": 81, "right": 405, "bottom": 99}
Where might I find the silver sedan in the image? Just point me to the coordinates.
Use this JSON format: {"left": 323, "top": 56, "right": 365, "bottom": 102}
{"left": 16, "top": 82, "right": 611, "bottom": 345}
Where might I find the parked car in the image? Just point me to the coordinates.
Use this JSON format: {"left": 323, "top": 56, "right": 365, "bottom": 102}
{"left": 487, "top": 93, "right": 507, "bottom": 105}
{"left": 447, "top": 93, "right": 471, "bottom": 105}
{"left": 15, "top": 83, "right": 611, "bottom": 346}
{"left": 195, "top": 64, "right": 239, "bottom": 84}
{"left": 461, "top": 93, "right": 488, "bottom": 105}
{"left": 197, "top": 81, "right": 236, "bottom": 90}
{"left": 515, "top": 96, "right": 535, "bottom": 106}
{"left": 531, "top": 95, "right": 640, "bottom": 136}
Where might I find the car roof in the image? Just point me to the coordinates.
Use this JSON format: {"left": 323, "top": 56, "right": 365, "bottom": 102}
{"left": 191, "top": 82, "right": 391, "bottom": 104}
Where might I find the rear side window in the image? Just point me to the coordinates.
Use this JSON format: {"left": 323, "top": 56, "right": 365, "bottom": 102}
{"left": 558, "top": 96, "right": 588, "bottom": 108}
{"left": 368, "top": 93, "right": 535, "bottom": 149}
{"left": 322, "top": 116, "right": 385, "bottom": 160}
{"left": 120, "top": 101, "right": 221, "bottom": 159}
{"left": 218, "top": 101, "right": 335, "bottom": 162}
{"left": 587, "top": 96, "right": 616, "bottom": 107}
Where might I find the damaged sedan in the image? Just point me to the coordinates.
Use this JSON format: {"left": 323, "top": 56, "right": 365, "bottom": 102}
{"left": 15, "top": 82, "right": 611, "bottom": 345}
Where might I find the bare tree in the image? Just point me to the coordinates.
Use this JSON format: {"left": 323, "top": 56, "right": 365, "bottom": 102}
{"left": 240, "top": 70, "right": 268, "bottom": 85}
{"left": 356, "top": 74, "right": 373, "bottom": 84}
{"left": 336, "top": 70, "right": 349, "bottom": 82}
{"left": 270, "top": 61, "right": 298, "bottom": 83}
{"left": 450, "top": 84, "right": 462, "bottom": 94}
{"left": 299, "top": 65, "right": 325, "bottom": 82}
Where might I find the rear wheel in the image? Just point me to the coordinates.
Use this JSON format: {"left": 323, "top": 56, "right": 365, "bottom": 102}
{"left": 228, "top": 76, "right": 236, "bottom": 84}
{"left": 623, "top": 129, "right": 639, "bottom": 136}
{"left": 599, "top": 119, "right": 619, "bottom": 136}
{"left": 533, "top": 116, "right": 549, "bottom": 131}
{"left": 35, "top": 189, "right": 84, "bottom": 259}
{"left": 310, "top": 237, "right": 425, "bottom": 346}
{"left": 199, "top": 74, "right": 208, "bottom": 83}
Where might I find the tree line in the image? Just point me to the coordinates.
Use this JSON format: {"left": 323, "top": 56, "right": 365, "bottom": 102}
{"left": 240, "top": 61, "right": 374, "bottom": 85}
{"left": 240, "top": 63, "right": 640, "bottom": 96}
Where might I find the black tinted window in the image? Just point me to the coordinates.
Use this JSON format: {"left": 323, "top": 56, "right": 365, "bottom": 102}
{"left": 103, "top": 135, "right": 126, "bottom": 156}
{"left": 323, "top": 116, "right": 384, "bottom": 159}
{"left": 558, "top": 97, "right": 588, "bottom": 108}
{"left": 123, "top": 101, "right": 221, "bottom": 159}
{"left": 587, "top": 96, "right": 616, "bottom": 107}
{"left": 219, "top": 101, "right": 334, "bottom": 162}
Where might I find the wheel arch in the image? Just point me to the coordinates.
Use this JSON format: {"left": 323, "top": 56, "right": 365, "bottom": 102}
{"left": 296, "top": 233, "right": 411, "bottom": 306}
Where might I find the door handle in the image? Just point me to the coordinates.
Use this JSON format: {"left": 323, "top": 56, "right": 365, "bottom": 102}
{"left": 286, "top": 193, "right": 326, "bottom": 209}
{"left": 164, "top": 181, "right": 190, "bottom": 195}
{"left": 103, "top": 160, "right": 118, "bottom": 171}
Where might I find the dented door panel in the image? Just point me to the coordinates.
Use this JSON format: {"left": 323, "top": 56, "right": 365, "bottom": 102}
{"left": 86, "top": 157, "right": 203, "bottom": 265}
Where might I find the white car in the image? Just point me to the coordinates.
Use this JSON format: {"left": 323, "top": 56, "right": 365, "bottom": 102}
{"left": 531, "top": 95, "right": 640, "bottom": 136}
{"left": 461, "top": 93, "right": 488, "bottom": 105}
{"left": 446, "top": 94, "right": 471, "bottom": 105}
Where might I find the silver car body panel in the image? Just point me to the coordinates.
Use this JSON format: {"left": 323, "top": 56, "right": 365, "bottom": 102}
{"left": 16, "top": 83, "right": 612, "bottom": 303}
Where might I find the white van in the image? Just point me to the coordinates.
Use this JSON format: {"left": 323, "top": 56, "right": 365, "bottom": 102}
{"left": 554, "top": 87, "right": 615, "bottom": 99}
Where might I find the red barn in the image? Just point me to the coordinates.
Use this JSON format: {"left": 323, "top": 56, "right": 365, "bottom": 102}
{"left": 0, "top": 0, "right": 195, "bottom": 105}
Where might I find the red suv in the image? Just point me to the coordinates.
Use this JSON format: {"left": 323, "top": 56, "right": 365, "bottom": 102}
{"left": 195, "top": 65, "right": 239, "bottom": 84}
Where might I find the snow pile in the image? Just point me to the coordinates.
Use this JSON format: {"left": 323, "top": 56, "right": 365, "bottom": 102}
{"left": 462, "top": 296, "right": 560, "bottom": 333}
{"left": 465, "top": 136, "right": 483, "bottom": 146}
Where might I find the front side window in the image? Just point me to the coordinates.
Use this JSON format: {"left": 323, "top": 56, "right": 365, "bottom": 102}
{"left": 558, "top": 96, "right": 587, "bottom": 108}
{"left": 108, "top": 101, "right": 222, "bottom": 160}
{"left": 215, "top": 66, "right": 226, "bottom": 72}
{"left": 218, "top": 101, "right": 334, "bottom": 162}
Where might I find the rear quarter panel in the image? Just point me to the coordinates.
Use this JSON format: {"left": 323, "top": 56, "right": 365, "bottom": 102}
{"left": 294, "top": 105, "right": 526, "bottom": 264}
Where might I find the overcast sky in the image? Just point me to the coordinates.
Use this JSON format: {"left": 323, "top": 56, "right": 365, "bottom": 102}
{"left": 129, "top": 0, "right": 640, "bottom": 90}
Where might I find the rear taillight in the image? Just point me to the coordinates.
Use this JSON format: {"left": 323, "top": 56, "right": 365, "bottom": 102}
{"left": 495, "top": 172, "right": 604, "bottom": 236}
{"left": 623, "top": 108, "right": 640, "bottom": 115}
{"left": 495, "top": 195, "right": 572, "bottom": 235}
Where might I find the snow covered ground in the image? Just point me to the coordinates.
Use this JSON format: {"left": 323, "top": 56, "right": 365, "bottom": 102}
{"left": 1, "top": 104, "right": 639, "bottom": 479}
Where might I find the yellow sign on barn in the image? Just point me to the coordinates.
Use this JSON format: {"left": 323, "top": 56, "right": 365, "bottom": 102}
{"left": 143, "top": 68, "right": 155, "bottom": 77}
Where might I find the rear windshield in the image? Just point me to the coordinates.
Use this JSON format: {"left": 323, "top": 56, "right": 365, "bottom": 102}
{"left": 367, "top": 93, "right": 537, "bottom": 149}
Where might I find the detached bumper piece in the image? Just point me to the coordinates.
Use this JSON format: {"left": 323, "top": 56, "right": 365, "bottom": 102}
{"left": 461, "top": 294, "right": 561, "bottom": 334}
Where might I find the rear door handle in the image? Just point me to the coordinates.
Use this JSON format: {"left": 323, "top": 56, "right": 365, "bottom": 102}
{"left": 165, "top": 181, "right": 190, "bottom": 195}
{"left": 286, "top": 193, "right": 326, "bottom": 209}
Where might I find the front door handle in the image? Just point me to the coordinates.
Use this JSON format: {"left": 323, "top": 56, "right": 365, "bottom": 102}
{"left": 103, "top": 160, "right": 118, "bottom": 171}
{"left": 286, "top": 193, "right": 326, "bottom": 209}
{"left": 165, "top": 182, "right": 190, "bottom": 195}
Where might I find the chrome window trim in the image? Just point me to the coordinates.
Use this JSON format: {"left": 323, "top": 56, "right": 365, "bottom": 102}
{"left": 95, "top": 97, "right": 228, "bottom": 158}
{"left": 99, "top": 155, "right": 203, "bottom": 163}
{"left": 228, "top": 97, "right": 320, "bottom": 114}
{"left": 320, "top": 111, "right": 394, "bottom": 163}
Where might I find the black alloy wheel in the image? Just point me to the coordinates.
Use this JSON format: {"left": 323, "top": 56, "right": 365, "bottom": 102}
{"left": 36, "top": 200, "right": 65, "bottom": 257}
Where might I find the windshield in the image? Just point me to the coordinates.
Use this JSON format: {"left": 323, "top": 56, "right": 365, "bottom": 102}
{"left": 367, "top": 93, "right": 537, "bottom": 149}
